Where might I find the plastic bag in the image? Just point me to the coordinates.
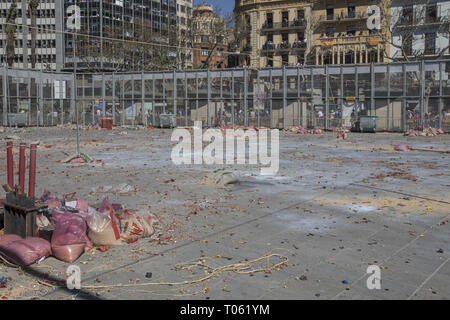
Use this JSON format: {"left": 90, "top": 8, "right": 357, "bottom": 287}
{"left": 0, "top": 237, "right": 52, "bottom": 266}
{"left": 86, "top": 198, "right": 122, "bottom": 246}
{"left": 120, "top": 210, "right": 155, "bottom": 241}
{"left": 51, "top": 213, "right": 93, "bottom": 263}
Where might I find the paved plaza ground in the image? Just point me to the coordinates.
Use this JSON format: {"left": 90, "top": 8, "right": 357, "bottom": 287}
{"left": 0, "top": 127, "right": 448, "bottom": 300}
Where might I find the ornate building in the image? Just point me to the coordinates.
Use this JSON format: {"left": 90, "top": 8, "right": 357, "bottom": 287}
{"left": 311, "top": 0, "right": 389, "bottom": 65}
{"left": 193, "top": 4, "right": 229, "bottom": 69}
{"left": 234, "top": 0, "right": 313, "bottom": 68}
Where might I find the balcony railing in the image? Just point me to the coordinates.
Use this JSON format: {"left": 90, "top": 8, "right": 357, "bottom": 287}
{"left": 319, "top": 11, "right": 367, "bottom": 23}
{"left": 261, "top": 19, "right": 306, "bottom": 31}
{"left": 292, "top": 41, "right": 307, "bottom": 50}
{"left": 424, "top": 48, "right": 436, "bottom": 55}
{"left": 278, "top": 42, "right": 291, "bottom": 50}
{"left": 262, "top": 42, "right": 276, "bottom": 51}
{"left": 397, "top": 15, "right": 443, "bottom": 27}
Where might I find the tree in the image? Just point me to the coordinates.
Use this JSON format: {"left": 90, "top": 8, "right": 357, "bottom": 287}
{"left": 193, "top": 5, "right": 232, "bottom": 69}
{"left": 5, "top": 0, "right": 18, "bottom": 67}
{"left": 29, "top": 0, "right": 40, "bottom": 69}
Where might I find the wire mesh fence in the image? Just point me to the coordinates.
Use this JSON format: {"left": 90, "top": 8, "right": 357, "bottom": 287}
{"left": 1, "top": 60, "right": 450, "bottom": 132}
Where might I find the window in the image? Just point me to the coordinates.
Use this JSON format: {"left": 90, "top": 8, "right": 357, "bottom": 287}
{"left": 425, "top": 33, "right": 436, "bottom": 54}
{"left": 327, "top": 5, "right": 334, "bottom": 20}
{"left": 346, "top": 25, "right": 356, "bottom": 36}
{"left": 201, "top": 35, "right": 209, "bottom": 43}
{"left": 402, "top": 35, "right": 412, "bottom": 56}
{"left": 282, "top": 11, "right": 289, "bottom": 27}
{"left": 267, "top": 54, "right": 274, "bottom": 67}
{"left": 282, "top": 54, "right": 289, "bottom": 66}
{"left": 347, "top": 2, "right": 356, "bottom": 18}
{"left": 298, "top": 10, "right": 305, "bottom": 19}
{"left": 201, "top": 49, "right": 209, "bottom": 56}
{"left": 401, "top": 6, "right": 413, "bottom": 24}
{"left": 426, "top": 4, "right": 438, "bottom": 23}
{"left": 326, "top": 27, "right": 335, "bottom": 37}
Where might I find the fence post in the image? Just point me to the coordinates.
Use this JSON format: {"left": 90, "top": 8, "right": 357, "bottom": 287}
{"left": 185, "top": 71, "right": 188, "bottom": 126}
{"left": 370, "top": 63, "right": 375, "bottom": 116}
{"left": 72, "top": 73, "right": 76, "bottom": 127}
{"left": 310, "top": 68, "right": 314, "bottom": 128}
{"left": 282, "top": 65, "right": 287, "bottom": 129}
{"left": 92, "top": 75, "right": 95, "bottom": 125}
{"left": 244, "top": 67, "right": 248, "bottom": 126}
{"left": 257, "top": 69, "right": 260, "bottom": 127}
{"left": 39, "top": 72, "right": 43, "bottom": 126}
{"left": 420, "top": 60, "right": 425, "bottom": 129}
{"left": 325, "top": 65, "right": 329, "bottom": 130}
{"left": 220, "top": 70, "right": 224, "bottom": 127}
{"left": 297, "top": 67, "right": 301, "bottom": 126}
{"left": 112, "top": 73, "right": 115, "bottom": 125}
{"left": 3, "top": 67, "right": 7, "bottom": 126}
{"left": 102, "top": 72, "right": 106, "bottom": 118}
{"left": 231, "top": 70, "right": 235, "bottom": 127}
{"left": 142, "top": 71, "right": 145, "bottom": 125}
{"left": 402, "top": 63, "right": 406, "bottom": 131}
{"left": 152, "top": 73, "right": 155, "bottom": 126}
{"left": 207, "top": 69, "right": 211, "bottom": 127}
{"left": 269, "top": 68, "right": 273, "bottom": 129}
{"left": 387, "top": 64, "right": 391, "bottom": 130}
{"left": 173, "top": 70, "right": 177, "bottom": 126}
{"left": 439, "top": 62, "right": 443, "bottom": 129}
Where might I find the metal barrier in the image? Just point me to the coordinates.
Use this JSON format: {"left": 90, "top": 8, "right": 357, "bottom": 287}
{"left": 1, "top": 61, "right": 450, "bottom": 132}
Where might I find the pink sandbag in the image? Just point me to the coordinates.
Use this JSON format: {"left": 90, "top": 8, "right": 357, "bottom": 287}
{"left": 0, "top": 237, "right": 52, "bottom": 266}
{"left": 0, "top": 234, "right": 22, "bottom": 246}
{"left": 51, "top": 213, "right": 93, "bottom": 263}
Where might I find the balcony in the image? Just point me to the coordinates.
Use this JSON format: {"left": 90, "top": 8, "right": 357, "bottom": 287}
{"left": 243, "top": 45, "right": 252, "bottom": 52}
{"left": 292, "top": 41, "right": 307, "bottom": 51}
{"left": 262, "top": 42, "right": 275, "bottom": 52}
{"left": 278, "top": 42, "right": 291, "bottom": 51}
{"left": 318, "top": 35, "right": 375, "bottom": 47}
{"left": 424, "top": 48, "right": 436, "bottom": 55}
{"left": 318, "top": 11, "right": 367, "bottom": 23}
{"left": 397, "top": 15, "right": 443, "bottom": 28}
{"left": 261, "top": 19, "right": 306, "bottom": 32}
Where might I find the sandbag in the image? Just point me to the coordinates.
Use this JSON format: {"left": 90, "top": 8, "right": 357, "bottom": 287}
{"left": 51, "top": 213, "right": 93, "bottom": 263}
{"left": 120, "top": 211, "right": 155, "bottom": 241}
{"left": 0, "top": 234, "right": 22, "bottom": 246}
{"left": 0, "top": 237, "right": 52, "bottom": 266}
{"left": 86, "top": 201, "right": 122, "bottom": 246}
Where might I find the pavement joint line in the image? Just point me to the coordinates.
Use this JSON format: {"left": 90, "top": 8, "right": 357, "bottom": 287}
{"left": 41, "top": 177, "right": 365, "bottom": 298}
{"left": 349, "top": 183, "right": 450, "bottom": 205}
{"left": 407, "top": 257, "right": 450, "bottom": 300}
{"left": 331, "top": 212, "right": 450, "bottom": 300}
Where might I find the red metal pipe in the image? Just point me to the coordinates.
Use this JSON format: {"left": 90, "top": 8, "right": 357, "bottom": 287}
{"left": 19, "top": 143, "right": 26, "bottom": 194}
{"left": 6, "top": 142, "right": 14, "bottom": 189}
{"left": 28, "top": 144, "right": 37, "bottom": 198}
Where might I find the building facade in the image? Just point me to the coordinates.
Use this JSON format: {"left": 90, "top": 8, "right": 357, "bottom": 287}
{"left": 192, "top": 4, "right": 228, "bottom": 69}
{"left": 234, "top": 0, "right": 313, "bottom": 68}
{"left": 389, "top": 0, "right": 450, "bottom": 61}
{"left": 0, "top": 0, "right": 180, "bottom": 71}
{"left": 311, "top": 0, "right": 389, "bottom": 65}
{"left": 176, "top": 0, "right": 193, "bottom": 68}
{"left": 0, "top": 0, "right": 62, "bottom": 70}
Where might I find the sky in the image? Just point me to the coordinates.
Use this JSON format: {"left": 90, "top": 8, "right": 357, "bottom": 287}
{"left": 194, "top": 0, "right": 234, "bottom": 15}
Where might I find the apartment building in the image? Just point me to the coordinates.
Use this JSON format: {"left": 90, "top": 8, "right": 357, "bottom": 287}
{"left": 234, "top": 0, "right": 313, "bottom": 68}
{"left": 390, "top": 0, "right": 450, "bottom": 60}
{"left": 0, "top": 0, "right": 62, "bottom": 70}
{"left": 176, "top": 0, "right": 193, "bottom": 68}
{"left": 0, "top": 0, "right": 180, "bottom": 71}
{"left": 193, "top": 4, "right": 228, "bottom": 69}
{"left": 311, "top": 0, "right": 389, "bottom": 65}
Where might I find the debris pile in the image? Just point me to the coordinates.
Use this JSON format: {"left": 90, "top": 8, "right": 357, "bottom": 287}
{"left": 404, "top": 128, "right": 445, "bottom": 137}
{"left": 0, "top": 190, "right": 156, "bottom": 267}
{"left": 285, "top": 126, "right": 323, "bottom": 134}
{"left": 394, "top": 144, "right": 411, "bottom": 152}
